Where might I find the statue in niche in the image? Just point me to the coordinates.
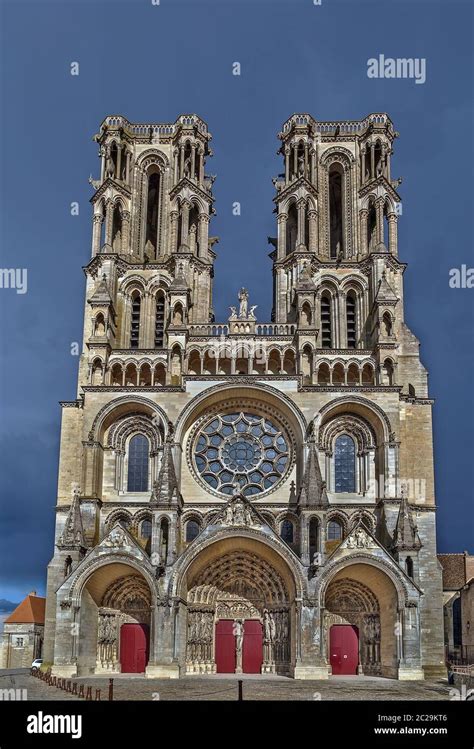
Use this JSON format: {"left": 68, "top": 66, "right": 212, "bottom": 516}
{"left": 95, "top": 317, "right": 105, "bottom": 336}
{"left": 64, "top": 555, "right": 73, "bottom": 578}
{"left": 298, "top": 154, "right": 305, "bottom": 177}
{"left": 183, "top": 156, "right": 192, "bottom": 177}
{"left": 104, "top": 147, "right": 115, "bottom": 179}
{"left": 173, "top": 305, "right": 183, "bottom": 326}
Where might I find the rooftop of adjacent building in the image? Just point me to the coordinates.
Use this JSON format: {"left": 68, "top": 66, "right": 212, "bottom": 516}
{"left": 437, "top": 552, "right": 474, "bottom": 591}
{"left": 4, "top": 591, "right": 46, "bottom": 625}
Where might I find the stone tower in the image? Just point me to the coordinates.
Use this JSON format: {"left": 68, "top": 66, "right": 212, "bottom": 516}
{"left": 43, "top": 112, "right": 445, "bottom": 680}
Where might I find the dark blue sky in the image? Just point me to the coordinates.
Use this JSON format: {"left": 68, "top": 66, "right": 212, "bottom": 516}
{"left": 0, "top": 0, "right": 473, "bottom": 601}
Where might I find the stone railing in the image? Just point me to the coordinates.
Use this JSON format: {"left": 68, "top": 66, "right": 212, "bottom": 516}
{"left": 188, "top": 323, "right": 296, "bottom": 337}
{"left": 281, "top": 112, "right": 393, "bottom": 135}
{"left": 103, "top": 113, "right": 208, "bottom": 137}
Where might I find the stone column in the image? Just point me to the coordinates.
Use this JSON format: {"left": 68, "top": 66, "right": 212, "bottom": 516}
{"left": 297, "top": 199, "right": 306, "bottom": 248}
{"left": 104, "top": 201, "right": 113, "bottom": 247}
{"left": 359, "top": 209, "right": 368, "bottom": 255}
{"left": 125, "top": 151, "right": 131, "bottom": 184}
{"left": 199, "top": 150, "right": 204, "bottom": 184}
{"left": 277, "top": 213, "right": 287, "bottom": 259}
{"left": 122, "top": 210, "right": 130, "bottom": 254}
{"left": 170, "top": 211, "right": 179, "bottom": 254}
{"left": 293, "top": 146, "right": 298, "bottom": 180}
{"left": 180, "top": 201, "right": 191, "bottom": 246}
{"left": 190, "top": 145, "right": 196, "bottom": 182}
{"left": 300, "top": 515, "right": 310, "bottom": 566}
{"left": 308, "top": 209, "right": 318, "bottom": 252}
{"left": 179, "top": 146, "right": 184, "bottom": 180}
{"left": 116, "top": 146, "right": 122, "bottom": 181}
{"left": 376, "top": 199, "right": 384, "bottom": 244}
{"left": 92, "top": 215, "right": 103, "bottom": 255}
{"left": 285, "top": 148, "right": 290, "bottom": 183}
{"left": 361, "top": 149, "right": 366, "bottom": 183}
{"left": 388, "top": 214, "right": 398, "bottom": 255}
{"left": 370, "top": 143, "right": 375, "bottom": 179}
{"left": 199, "top": 213, "right": 209, "bottom": 260}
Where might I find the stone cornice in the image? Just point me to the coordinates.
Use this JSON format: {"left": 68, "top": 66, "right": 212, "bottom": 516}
{"left": 399, "top": 394, "right": 434, "bottom": 405}
{"left": 359, "top": 175, "right": 401, "bottom": 203}
{"left": 273, "top": 175, "right": 319, "bottom": 204}
{"left": 169, "top": 176, "right": 213, "bottom": 204}
{"left": 81, "top": 386, "right": 184, "bottom": 393}
{"left": 60, "top": 399, "right": 83, "bottom": 409}
{"left": 300, "top": 385, "right": 402, "bottom": 393}
{"left": 90, "top": 177, "right": 132, "bottom": 204}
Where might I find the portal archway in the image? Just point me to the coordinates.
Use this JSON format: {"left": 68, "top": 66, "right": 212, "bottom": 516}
{"left": 322, "top": 562, "right": 399, "bottom": 677}
{"left": 76, "top": 562, "right": 152, "bottom": 675}
{"left": 176, "top": 535, "right": 298, "bottom": 675}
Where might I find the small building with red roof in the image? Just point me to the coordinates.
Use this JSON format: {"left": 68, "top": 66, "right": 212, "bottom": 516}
{"left": 1, "top": 591, "right": 45, "bottom": 668}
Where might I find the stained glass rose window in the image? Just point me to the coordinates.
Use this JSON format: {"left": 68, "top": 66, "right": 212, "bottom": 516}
{"left": 193, "top": 412, "right": 290, "bottom": 497}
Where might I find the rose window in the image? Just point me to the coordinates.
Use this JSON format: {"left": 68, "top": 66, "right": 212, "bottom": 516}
{"left": 193, "top": 412, "right": 290, "bottom": 497}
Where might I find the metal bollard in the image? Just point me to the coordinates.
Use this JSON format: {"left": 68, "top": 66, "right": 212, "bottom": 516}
{"left": 238, "top": 679, "right": 243, "bottom": 701}
{"left": 85, "top": 686, "right": 92, "bottom": 701}
{"left": 95, "top": 688, "right": 101, "bottom": 701}
{"left": 79, "top": 684, "right": 84, "bottom": 698}
{"left": 108, "top": 678, "right": 114, "bottom": 701}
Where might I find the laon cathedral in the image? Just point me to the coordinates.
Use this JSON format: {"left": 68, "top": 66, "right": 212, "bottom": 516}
{"left": 43, "top": 112, "right": 446, "bottom": 680}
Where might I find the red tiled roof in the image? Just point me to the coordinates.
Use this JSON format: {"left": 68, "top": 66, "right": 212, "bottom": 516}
{"left": 5, "top": 595, "right": 46, "bottom": 624}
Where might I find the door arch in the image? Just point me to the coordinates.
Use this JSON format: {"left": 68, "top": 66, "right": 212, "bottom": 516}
{"left": 176, "top": 535, "right": 299, "bottom": 675}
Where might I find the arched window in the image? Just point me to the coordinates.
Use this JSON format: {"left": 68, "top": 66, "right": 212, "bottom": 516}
{"left": 320, "top": 294, "right": 332, "bottom": 348}
{"left": 111, "top": 205, "right": 122, "bottom": 252}
{"left": 155, "top": 292, "right": 165, "bottom": 347}
{"left": 140, "top": 519, "right": 152, "bottom": 539}
{"left": 405, "top": 556, "right": 414, "bottom": 579}
{"left": 127, "top": 434, "right": 149, "bottom": 492}
{"left": 346, "top": 292, "right": 357, "bottom": 348}
{"left": 185, "top": 520, "right": 200, "bottom": 542}
{"left": 286, "top": 202, "right": 298, "bottom": 255}
{"left": 367, "top": 201, "right": 377, "bottom": 249}
{"left": 129, "top": 292, "right": 141, "bottom": 349}
{"left": 329, "top": 164, "right": 344, "bottom": 258}
{"left": 382, "top": 312, "right": 393, "bottom": 337}
{"left": 281, "top": 519, "right": 294, "bottom": 544}
{"left": 309, "top": 517, "right": 319, "bottom": 560}
{"left": 145, "top": 171, "right": 161, "bottom": 256}
{"left": 327, "top": 519, "right": 343, "bottom": 541}
{"left": 334, "top": 434, "right": 356, "bottom": 493}
{"left": 160, "top": 517, "right": 169, "bottom": 564}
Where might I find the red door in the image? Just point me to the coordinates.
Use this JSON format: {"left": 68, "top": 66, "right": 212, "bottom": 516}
{"left": 120, "top": 623, "right": 149, "bottom": 673}
{"left": 329, "top": 625, "right": 359, "bottom": 675}
{"left": 215, "top": 620, "right": 236, "bottom": 673}
{"left": 242, "top": 620, "right": 263, "bottom": 674}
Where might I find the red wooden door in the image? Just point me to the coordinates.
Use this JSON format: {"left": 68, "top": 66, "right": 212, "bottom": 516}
{"left": 242, "top": 619, "right": 263, "bottom": 674}
{"left": 120, "top": 623, "right": 149, "bottom": 673}
{"left": 215, "top": 620, "right": 236, "bottom": 673}
{"left": 329, "top": 625, "right": 359, "bottom": 675}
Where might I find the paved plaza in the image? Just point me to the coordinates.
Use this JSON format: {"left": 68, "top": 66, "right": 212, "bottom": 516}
{"left": 0, "top": 669, "right": 454, "bottom": 701}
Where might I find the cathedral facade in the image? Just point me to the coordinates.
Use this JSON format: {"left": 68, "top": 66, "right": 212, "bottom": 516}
{"left": 43, "top": 112, "right": 446, "bottom": 680}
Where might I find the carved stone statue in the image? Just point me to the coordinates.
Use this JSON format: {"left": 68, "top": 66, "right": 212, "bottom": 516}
{"left": 228, "top": 306, "right": 238, "bottom": 320}
{"left": 234, "top": 620, "right": 244, "bottom": 655}
{"left": 248, "top": 305, "right": 258, "bottom": 319}
{"left": 238, "top": 288, "right": 249, "bottom": 318}
{"left": 104, "top": 147, "right": 115, "bottom": 179}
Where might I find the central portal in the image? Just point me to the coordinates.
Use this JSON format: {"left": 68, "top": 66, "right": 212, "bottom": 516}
{"left": 184, "top": 541, "right": 293, "bottom": 675}
{"left": 215, "top": 619, "right": 263, "bottom": 674}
